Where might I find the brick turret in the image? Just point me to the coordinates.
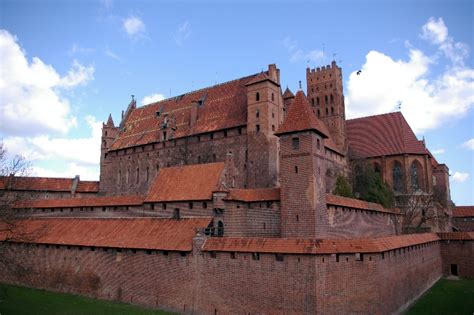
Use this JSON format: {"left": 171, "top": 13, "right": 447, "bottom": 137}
{"left": 245, "top": 64, "right": 284, "bottom": 188}
{"left": 306, "top": 61, "right": 346, "bottom": 152}
{"left": 99, "top": 114, "right": 119, "bottom": 192}
{"left": 275, "top": 90, "right": 329, "bottom": 238}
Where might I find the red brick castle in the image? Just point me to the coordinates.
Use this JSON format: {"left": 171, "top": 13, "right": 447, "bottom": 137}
{"left": 1, "top": 62, "right": 472, "bottom": 314}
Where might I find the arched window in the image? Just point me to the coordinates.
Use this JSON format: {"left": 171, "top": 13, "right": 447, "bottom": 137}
{"left": 256, "top": 92, "right": 260, "bottom": 101}
{"left": 392, "top": 161, "right": 403, "bottom": 192}
{"left": 330, "top": 94, "right": 334, "bottom": 103}
{"left": 271, "top": 93, "right": 274, "bottom": 101}
{"left": 316, "top": 97, "right": 320, "bottom": 105}
{"left": 325, "top": 95, "right": 328, "bottom": 104}
{"left": 312, "top": 98, "right": 315, "bottom": 106}
{"left": 216, "top": 221, "right": 224, "bottom": 237}
{"left": 411, "top": 161, "right": 422, "bottom": 190}
{"left": 317, "top": 109, "right": 320, "bottom": 117}
{"left": 256, "top": 109, "right": 259, "bottom": 118}
{"left": 331, "top": 107, "right": 334, "bottom": 114}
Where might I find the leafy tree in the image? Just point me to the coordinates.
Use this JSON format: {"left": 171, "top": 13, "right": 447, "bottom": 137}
{"left": 333, "top": 175, "right": 354, "bottom": 198}
{"left": 352, "top": 162, "right": 394, "bottom": 208}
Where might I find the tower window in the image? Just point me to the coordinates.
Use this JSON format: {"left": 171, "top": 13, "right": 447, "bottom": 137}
{"left": 317, "top": 97, "right": 320, "bottom": 105}
{"left": 271, "top": 93, "right": 274, "bottom": 101}
{"left": 330, "top": 94, "right": 334, "bottom": 103}
{"left": 325, "top": 108, "right": 329, "bottom": 115}
{"left": 292, "top": 137, "right": 300, "bottom": 150}
{"left": 317, "top": 139, "right": 320, "bottom": 149}
{"left": 325, "top": 95, "right": 328, "bottom": 104}
{"left": 256, "top": 92, "right": 260, "bottom": 101}
{"left": 312, "top": 98, "right": 315, "bottom": 106}
{"left": 331, "top": 107, "right": 334, "bottom": 114}
{"left": 256, "top": 124, "right": 260, "bottom": 132}
{"left": 136, "top": 167, "right": 139, "bottom": 184}
{"left": 256, "top": 110, "right": 259, "bottom": 118}
{"left": 317, "top": 109, "right": 320, "bottom": 117}
{"left": 163, "top": 131, "right": 167, "bottom": 141}
{"left": 295, "top": 166, "right": 298, "bottom": 173}
{"left": 272, "top": 125, "right": 275, "bottom": 131}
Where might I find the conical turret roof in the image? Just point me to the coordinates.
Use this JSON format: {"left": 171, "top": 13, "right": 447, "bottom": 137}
{"left": 275, "top": 90, "right": 329, "bottom": 138}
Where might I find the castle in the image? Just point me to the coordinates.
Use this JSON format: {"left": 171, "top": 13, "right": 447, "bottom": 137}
{"left": 0, "top": 62, "right": 472, "bottom": 314}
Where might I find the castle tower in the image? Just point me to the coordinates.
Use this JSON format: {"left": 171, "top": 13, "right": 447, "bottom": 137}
{"left": 282, "top": 87, "right": 295, "bottom": 119}
{"left": 306, "top": 61, "right": 346, "bottom": 152}
{"left": 245, "top": 64, "right": 284, "bottom": 188}
{"left": 275, "top": 90, "right": 329, "bottom": 239}
{"left": 99, "top": 114, "right": 119, "bottom": 190}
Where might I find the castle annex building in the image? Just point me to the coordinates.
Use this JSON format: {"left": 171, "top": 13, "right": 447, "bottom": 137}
{"left": 1, "top": 62, "right": 472, "bottom": 314}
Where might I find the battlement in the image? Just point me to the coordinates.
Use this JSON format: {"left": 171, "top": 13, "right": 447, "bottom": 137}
{"left": 307, "top": 61, "right": 341, "bottom": 79}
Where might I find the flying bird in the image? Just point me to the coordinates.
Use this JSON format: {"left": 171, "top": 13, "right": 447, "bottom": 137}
{"left": 356, "top": 70, "right": 362, "bottom": 75}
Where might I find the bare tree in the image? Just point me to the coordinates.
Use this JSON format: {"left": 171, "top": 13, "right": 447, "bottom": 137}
{"left": 396, "top": 187, "right": 449, "bottom": 233}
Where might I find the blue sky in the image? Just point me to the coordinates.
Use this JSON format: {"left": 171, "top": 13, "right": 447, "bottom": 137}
{"left": 0, "top": 0, "right": 472, "bottom": 205}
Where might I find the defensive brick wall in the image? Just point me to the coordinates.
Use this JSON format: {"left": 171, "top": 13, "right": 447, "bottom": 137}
{"left": 440, "top": 239, "right": 474, "bottom": 278}
{"left": 0, "top": 237, "right": 445, "bottom": 314}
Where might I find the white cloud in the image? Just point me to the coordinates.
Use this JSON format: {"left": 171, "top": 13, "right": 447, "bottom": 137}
{"left": 68, "top": 43, "right": 94, "bottom": 56}
{"left": 345, "top": 18, "right": 474, "bottom": 134}
{"left": 123, "top": 16, "right": 146, "bottom": 38}
{"left": 421, "top": 17, "right": 448, "bottom": 45}
{"left": 104, "top": 46, "right": 121, "bottom": 61}
{"left": 174, "top": 21, "right": 191, "bottom": 46}
{"left": 141, "top": 93, "right": 165, "bottom": 105}
{"left": 0, "top": 29, "right": 94, "bottom": 136}
{"left": 462, "top": 138, "right": 474, "bottom": 150}
{"left": 451, "top": 171, "right": 469, "bottom": 183}
{"left": 3, "top": 115, "right": 102, "bottom": 166}
{"left": 431, "top": 148, "right": 445, "bottom": 155}
{"left": 281, "top": 36, "right": 325, "bottom": 64}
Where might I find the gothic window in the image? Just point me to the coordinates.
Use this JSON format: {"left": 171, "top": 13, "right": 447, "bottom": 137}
{"left": 292, "top": 137, "right": 300, "bottom": 150}
{"left": 317, "top": 138, "right": 320, "bottom": 149}
{"left": 411, "top": 161, "right": 422, "bottom": 190}
{"left": 330, "top": 94, "right": 334, "bottom": 103}
{"left": 312, "top": 98, "right": 315, "bottom": 106}
{"left": 256, "top": 124, "right": 260, "bottom": 132}
{"left": 331, "top": 107, "right": 334, "bottom": 114}
{"left": 256, "top": 92, "right": 260, "bottom": 101}
{"left": 316, "top": 97, "right": 320, "bottom": 105}
{"left": 271, "top": 93, "right": 274, "bottom": 101}
{"left": 392, "top": 161, "right": 403, "bottom": 192}
{"left": 325, "top": 95, "right": 328, "bottom": 104}
{"left": 325, "top": 107, "right": 329, "bottom": 115}
{"left": 317, "top": 109, "right": 320, "bottom": 117}
{"left": 256, "top": 110, "right": 259, "bottom": 118}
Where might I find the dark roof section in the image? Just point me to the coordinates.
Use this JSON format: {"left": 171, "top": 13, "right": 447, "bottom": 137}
{"left": 110, "top": 72, "right": 262, "bottom": 151}
{"left": 326, "top": 194, "right": 400, "bottom": 215}
{"left": 275, "top": 90, "right": 330, "bottom": 138}
{"left": 202, "top": 233, "right": 439, "bottom": 254}
{"left": 2, "top": 218, "right": 212, "bottom": 251}
{"left": 145, "top": 162, "right": 226, "bottom": 202}
{"left": 282, "top": 87, "right": 295, "bottom": 99}
{"left": 346, "top": 112, "right": 427, "bottom": 158}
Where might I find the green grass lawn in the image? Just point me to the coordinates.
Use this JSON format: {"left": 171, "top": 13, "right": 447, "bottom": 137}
{"left": 0, "top": 283, "right": 175, "bottom": 315}
{"left": 406, "top": 278, "right": 474, "bottom": 315}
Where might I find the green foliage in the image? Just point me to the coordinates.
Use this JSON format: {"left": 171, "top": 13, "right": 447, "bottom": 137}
{"left": 407, "top": 279, "right": 474, "bottom": 315}
{"left": 353, "top": 163, "right": 394, "bottom": 208}
{"left": 0, "top": 283, "right": 175, "bottom": 315}
{"left": 333, "top": 175, "right": 354, "bottom": 198}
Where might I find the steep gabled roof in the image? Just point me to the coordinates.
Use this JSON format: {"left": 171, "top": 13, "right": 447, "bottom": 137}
{"left": 145, "top": 162, "right": 226, "bottom": 202}
{"left": 225, "top": 188, "right": 280, "bottom": 202}
{"left": 202, "top": 233, "right": 439, "bottom": 254}
{"left": 110, "top": 73, "right": 262, "bottom": 151}
{"left": 346, "top": 112, "right": 427, "bottom": 158}
{"left": 275, "top": 90, "right": 330, "bottom": 138}
{"left": 2, "top": 218, "right": 212, "bottom": 251}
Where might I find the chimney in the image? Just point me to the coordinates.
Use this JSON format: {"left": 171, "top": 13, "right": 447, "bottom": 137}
{"left": 268, "top": 64, "right": 279, "bottom": 84}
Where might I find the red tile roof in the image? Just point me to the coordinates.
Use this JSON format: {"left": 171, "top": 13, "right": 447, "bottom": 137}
{"left": 76, "top": 181, "right": 100, "bottom": 193}
{"left": 245, "top": 72, "right": 278, "bottom": 86}
{"left": 282, "top": 87, "right": 294, "bottom": 99}
{"left": 110, "top": 73, "right": 261, "bottom": 151}
{"left": 14, "top": 195, "right": 144, "bottom": 209}
{"left": 326, "top": 194, "right": 400, "bottom": 215}
{"left": 202, "top": 233, "right": 439, "bottom": 254}
{"left": 452, "top": 206, "right": 474, "bottom": 217}
{"left": 2, "top": 218, "right": 212, "bottom": 251}
{"left": 145, "top": 162, "right": 226, "bottom": 202}
{"left": 0, "top": 176, "right": 99, "bottom": 193}
{"left": 438, "top": 232, "right": 474, "bottom": 240}
{"left": 275, "top": 90, "right": 330, "bottom": 138}
{"left": 346, "top": 112, "right": 427, "bottom": 158}
{"left": 225, "top": 188, "right": 280, "bottom": 202}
